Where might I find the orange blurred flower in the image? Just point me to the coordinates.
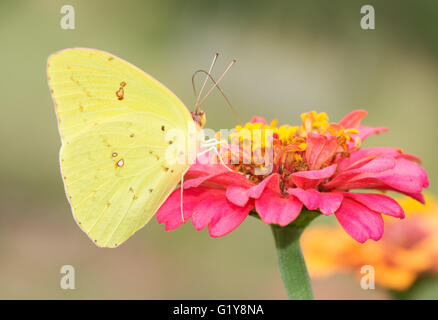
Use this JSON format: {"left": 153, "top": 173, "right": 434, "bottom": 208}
{"left": 302, "top": 195, "right": 438, "bottom": 290}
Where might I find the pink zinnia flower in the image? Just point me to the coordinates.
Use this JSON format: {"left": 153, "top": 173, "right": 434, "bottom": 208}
{"left": 157, "top": 110, "right": 429, "bottom": 243}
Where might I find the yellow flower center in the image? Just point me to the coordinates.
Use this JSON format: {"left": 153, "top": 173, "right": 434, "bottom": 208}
{"left": 216, "top": 111, "right": 362, "bottom": 186}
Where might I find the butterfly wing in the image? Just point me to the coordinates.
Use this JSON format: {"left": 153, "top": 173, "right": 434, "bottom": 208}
{"left": 48, "top": 48, "right": 195, "bottom": 247}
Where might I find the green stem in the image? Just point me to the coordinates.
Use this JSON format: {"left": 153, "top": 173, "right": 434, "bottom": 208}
{"left": 271, "top": 223, "right": 314, "bottom": 300}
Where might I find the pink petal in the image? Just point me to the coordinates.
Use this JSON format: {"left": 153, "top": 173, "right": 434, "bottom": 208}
{"left": 338, "top": 109, "right": 367, "bottom": 128}
{"left": 287, "top": 188, "right": 343, "bottom": 215}
{"left": 290, "top": 164, "right": 337, "bottom": 189}
{"left": 318, "top": 192, "right": 343, "bottom": 215}
{"left": 191, "top": 189, "right": 229, "bottom": 231}
{"left": 375, "top": 158, "right": 429, "bottom": 191}
{"left": 292, "top": 164, "right": 337, "bottom": 180}
{"left": 255, "top": 188, "right": 302, "bottom": 226}
{"left": 226, "top": 185, "right": 250, "bottom": 206}
{"left": 247, "top": 173, "right": 280, "bottom": 198}
{"left": 357, "top": 125, "right": 388, "bottom": 141}
{"left": 226, "top": 174, "right": 281, "bottom": 206}
{"left": 250, "top": 116, "right": 267, "bottom": 124}
{"left": 183, "top": 174, "right": 218, "bottom": 189}
{"left": 401, "top": 192, "right": 425, "bottom": 204}
{"left": 288, "top": 188, "right": 320, "bottom": 210}
{"left": 186, "top": 161, "right": 229, "bottom": 177}
{"left": 191, "top": 189, "right": 253, "bottom": 236}
{"left": 305, "top": 133, "right": 339, "bottom": 170}
{"left": 344, "top": 192, "right": 404, "bottom": 218}
{"left": 185, "top": 167, "right": 253, "bottom": 190}
{"left": 401, "top": 153, "right": 422, "bottom": 164}
{"left": 323, "top": 155, "right": 396, "bottom": 190}
{"left": 335, "top": 197, "right": 384, "bottom": 243}
{"left": 335, "top": 147, "right": 401, "bottom": 172}
{"left": 208, "top": 201, "right": 254, "bottom": 237}
{"left": 334, "top": 158, "right": 429, "bottom": 195}
{"left": 156, "top": 187, "right": 212, "bottom": 231}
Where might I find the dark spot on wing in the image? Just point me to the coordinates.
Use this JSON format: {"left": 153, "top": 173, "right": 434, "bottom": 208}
{"left": 115, "top": 159, "right": 124, "bottom": 167}
{"left": 149, "top": 150, "right": 160, "bottom": 160}
{"left": 116, "top": 81, "right": 126, "bottom": 100}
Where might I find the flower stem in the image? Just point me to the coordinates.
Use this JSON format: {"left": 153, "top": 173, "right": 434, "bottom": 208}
{"left": 271, "top": 224, "right": 314, "bottom": 300}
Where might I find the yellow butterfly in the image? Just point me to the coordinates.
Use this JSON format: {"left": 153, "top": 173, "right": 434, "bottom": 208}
{"left": 47, "top": 48, "right": 233, "bottom": 247}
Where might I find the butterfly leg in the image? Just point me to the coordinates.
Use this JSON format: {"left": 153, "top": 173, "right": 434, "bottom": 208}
{"left": 198, "top": 140, "right": 234, "bottom": 172}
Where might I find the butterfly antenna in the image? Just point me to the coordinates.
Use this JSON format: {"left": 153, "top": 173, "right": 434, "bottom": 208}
{"left": 192, "top": 69, "right": 242, "bottom": 125}
{"left": 194, "top": 52, "right": 219, "bottom": 108}
{"left": 195, "top": 58, "right": 237, "bottom": 112}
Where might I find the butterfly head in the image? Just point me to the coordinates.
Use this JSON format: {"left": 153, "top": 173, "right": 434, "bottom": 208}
{"left": 192, "top": 110, "right": 206, "bottom": 128}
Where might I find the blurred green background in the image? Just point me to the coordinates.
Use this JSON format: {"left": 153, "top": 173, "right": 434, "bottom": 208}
{"left": 0, "top": 0, "right": 437, "bottom": 299}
